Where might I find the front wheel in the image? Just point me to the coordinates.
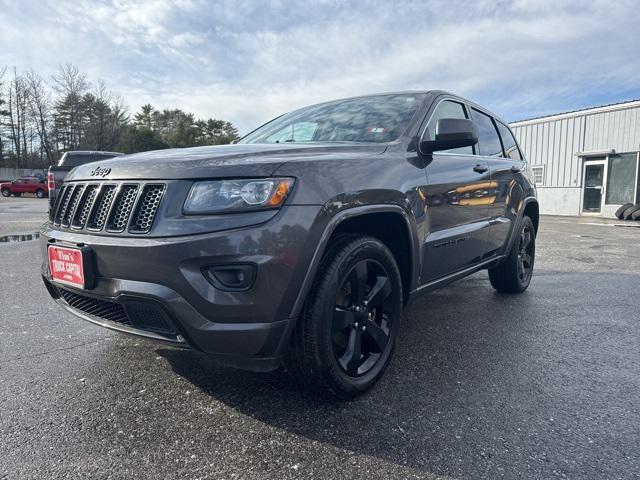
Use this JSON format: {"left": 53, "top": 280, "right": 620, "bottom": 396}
{"left": 36, "top": 189, "right": 46, "bottom": 199}
{"left": 488, "top": 215, "right": 536, "bottom": 293}
{"left": 1, "top": 189, "right": 10, "bottom": 197}
{"left": 285, "top": 234, "right": 403, "bottom": 399}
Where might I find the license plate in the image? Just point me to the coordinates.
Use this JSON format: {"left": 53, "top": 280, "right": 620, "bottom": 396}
{"left": 48, "top": 245, "right": 86, "bottom": 289}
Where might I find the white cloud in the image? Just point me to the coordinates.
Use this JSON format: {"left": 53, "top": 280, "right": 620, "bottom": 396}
{"left": 1, "top": 0, "right": 639, "bottom": 132}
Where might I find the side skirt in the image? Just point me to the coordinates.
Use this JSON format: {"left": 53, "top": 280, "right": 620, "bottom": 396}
{"left": 409, "top": 254, "right": 506, "bottom": 298}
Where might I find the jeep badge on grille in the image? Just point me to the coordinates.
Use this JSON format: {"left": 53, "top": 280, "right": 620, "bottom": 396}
{"left": 90, "top": 166, "right": 111, "bottom": 177}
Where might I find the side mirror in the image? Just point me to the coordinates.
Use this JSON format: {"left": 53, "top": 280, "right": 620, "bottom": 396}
{"left": 420, "top": 118, "right": 478, "bottom": 154}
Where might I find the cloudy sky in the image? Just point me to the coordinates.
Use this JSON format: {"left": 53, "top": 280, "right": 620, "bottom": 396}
{"left": 2, "top": 0, "right": 639, "bottom": 133}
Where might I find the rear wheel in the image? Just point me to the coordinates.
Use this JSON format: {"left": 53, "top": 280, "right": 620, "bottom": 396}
{"left": 36, "top": 189, "right": 46, "bottom": 199}
{"left": 488, "top": 215, "right": 535, "bottom": 293}
{"left": 285, "top": 234, "right": 403, "bottom": 399}
{"left": 1, "top": 188, "right": 10, "bottom": 197}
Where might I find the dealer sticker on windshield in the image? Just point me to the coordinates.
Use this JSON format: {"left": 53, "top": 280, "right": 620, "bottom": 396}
{"left": 48, "top": 245, "right": 85, "bottom": 289}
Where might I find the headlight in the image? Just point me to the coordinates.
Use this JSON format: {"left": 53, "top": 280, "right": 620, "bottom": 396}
{"left": 183, "top": 178, "right": 294, "bottom": 214}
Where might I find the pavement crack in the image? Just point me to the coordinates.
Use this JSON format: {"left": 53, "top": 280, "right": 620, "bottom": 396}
{"left": 4, "top": 336, "right": 116, "bottom": 363}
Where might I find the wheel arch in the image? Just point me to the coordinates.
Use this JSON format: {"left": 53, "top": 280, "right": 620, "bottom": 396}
{"left": 288, "top": 205, "right": 420, "bottom": 319}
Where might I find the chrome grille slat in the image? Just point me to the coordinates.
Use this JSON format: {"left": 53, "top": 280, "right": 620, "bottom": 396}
{"left": 130, "top": 185, "right": 166, "bottom": 233}
{"left": 72, "top": 184, "right": 99, "bottom": 229}
{"left": 51, "top": 181, "right": 166, "bottom": 235}
{"left": 87, "top": 185, "right": 117, "bottom": 231}
{"left": 54, "top": 185, "right": 74, "bottom": 225}
{"left": 106, "top": 185, "right": 139, "bottom": 232}
{"left": 61, "top": 184, "right": 85, "bottom": 228}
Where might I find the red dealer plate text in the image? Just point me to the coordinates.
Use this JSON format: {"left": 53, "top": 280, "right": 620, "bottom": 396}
{"left": 48, "top": 245, "right": 85, "bottom": 289}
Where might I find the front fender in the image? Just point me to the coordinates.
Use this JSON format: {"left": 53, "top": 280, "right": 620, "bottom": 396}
{"left": 287, "top": 203, "right": 420, "bottom": 319}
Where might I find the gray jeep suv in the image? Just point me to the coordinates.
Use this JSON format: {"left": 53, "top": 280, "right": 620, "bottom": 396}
{"left": 41, "top": 91, "right": 538, "bottom": 398}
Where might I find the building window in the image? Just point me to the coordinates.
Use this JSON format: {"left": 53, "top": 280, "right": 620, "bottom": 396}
{"left": 531, "top": 165, "right": 545, "bottom": 186}
{"left": 606, "top": 153, "right": 639, "bottom": 205}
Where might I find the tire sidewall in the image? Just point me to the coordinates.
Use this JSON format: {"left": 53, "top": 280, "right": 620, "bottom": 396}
{"left": 313, "top": 238, "right": 402, "bottom": 394}
{"left": 516, "top": 216, "right": 536, "bottom": 290}
{"left": 1, "top": 189, "right": 10, "bottom": 197}
{"left": 36, "top": 189, "right": 45, "bottom": 198}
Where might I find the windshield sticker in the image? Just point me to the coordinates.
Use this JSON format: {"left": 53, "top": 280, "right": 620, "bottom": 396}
{"left": 368, "top": 127, "right": 386, "bottom": 134}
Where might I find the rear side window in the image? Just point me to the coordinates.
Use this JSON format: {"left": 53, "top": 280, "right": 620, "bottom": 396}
{"left": 424, "top": 100, "right": 473, "bottom": 155}
{"left": 496, "top": 122, "right": 523, "bottom": 161}
{"left": 471, "top": 108, "right": 503, "bottom": 157}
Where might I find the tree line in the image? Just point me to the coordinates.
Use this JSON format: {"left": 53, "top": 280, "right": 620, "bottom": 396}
{"left": 0, "top": 64, "right": 239, "bottom": 169}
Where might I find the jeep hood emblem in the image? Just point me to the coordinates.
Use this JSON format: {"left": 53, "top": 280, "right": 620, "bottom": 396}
{"left": 90, "top": 166, "right": 112, "bottom": 177}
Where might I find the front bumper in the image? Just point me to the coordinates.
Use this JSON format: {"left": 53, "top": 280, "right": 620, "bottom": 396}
{"left": 40, "top": 205, "right": 325, "bottom": 371}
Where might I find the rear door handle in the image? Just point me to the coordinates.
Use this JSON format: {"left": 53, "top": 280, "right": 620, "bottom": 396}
{"left": 473, "top": 164, "right": 488, "bottom": 173}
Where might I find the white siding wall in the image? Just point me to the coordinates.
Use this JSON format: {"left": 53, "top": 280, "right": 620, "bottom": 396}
{"left": 510, "top": 102, "right": 640, "bottom": 217}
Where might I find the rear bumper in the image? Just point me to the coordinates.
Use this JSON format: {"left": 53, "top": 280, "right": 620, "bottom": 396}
{"left": 40, "top": 205, "right": 325, "bottom": 371}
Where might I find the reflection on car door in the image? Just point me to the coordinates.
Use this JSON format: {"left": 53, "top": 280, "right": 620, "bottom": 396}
{"left": 422, "top": 99, "right": 492, "bottom": 283}
{"left": 482, "top": 118, "right": 527, "bottom": 254}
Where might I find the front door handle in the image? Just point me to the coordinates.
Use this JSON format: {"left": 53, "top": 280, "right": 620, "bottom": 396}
{"left": 473, "top": 164, "right": 488, "bottom": 174}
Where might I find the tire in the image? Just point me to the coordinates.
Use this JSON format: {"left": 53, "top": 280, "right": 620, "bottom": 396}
{"left": 632, "top": 209, "right": 640, "bottom": 221}
{"left": 284, "top": 234, "right": 403, "bottom": 399}
{"left": 616, "top": 203, "right": 634, "bottom": 219}
{"left": 35, "top": 189, "right": 46, "bottom": 199}
{"left": 1, "top": 188, "right": 10, "bottom": 197}
{"left": 622, "top": 204, "right": 640, "bottom": 220}
{"left": 488, "top": 215, "right": 535, "bottom": 293}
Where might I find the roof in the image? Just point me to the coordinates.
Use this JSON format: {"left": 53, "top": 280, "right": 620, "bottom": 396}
{"left": 511, "top": 98, "right": 640, "bottom": 126}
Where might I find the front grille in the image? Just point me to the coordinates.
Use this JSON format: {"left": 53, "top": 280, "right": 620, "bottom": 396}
{"left": 52, "top": 181, "right": 165, "bottom": 235}
{"left": 58, "top": 288, "right": 131, "bottom": 325}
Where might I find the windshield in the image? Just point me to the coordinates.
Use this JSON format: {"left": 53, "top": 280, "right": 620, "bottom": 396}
{"left": 239, "top": 93, "right": 425, "bottom": 144}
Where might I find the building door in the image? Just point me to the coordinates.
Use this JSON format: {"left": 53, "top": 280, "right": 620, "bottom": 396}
{"left": 582, "top": 159, "right": 607, "bottom": 214}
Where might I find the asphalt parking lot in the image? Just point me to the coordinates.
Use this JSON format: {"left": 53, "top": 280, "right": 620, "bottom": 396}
{"left": 1, "top": 196, "right": 639, "bottom": 479}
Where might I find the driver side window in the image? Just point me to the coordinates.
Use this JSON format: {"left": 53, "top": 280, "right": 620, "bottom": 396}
{"left": 424, "top": 100, "right": 474, "bottom": 155}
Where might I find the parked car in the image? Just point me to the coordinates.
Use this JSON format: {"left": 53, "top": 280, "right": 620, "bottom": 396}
{"left": 1, "top": 176, "right": 48, "bottom": 198}
{"left": 47, "top": 151, "right": 124, "bottom": 209}
{"left": 41, "top": 91, "right": 539, "bottom": 398}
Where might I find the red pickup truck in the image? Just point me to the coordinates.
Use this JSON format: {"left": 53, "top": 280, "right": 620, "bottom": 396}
{"left": 0, "top": 176, "right": 49, "bottom": 198}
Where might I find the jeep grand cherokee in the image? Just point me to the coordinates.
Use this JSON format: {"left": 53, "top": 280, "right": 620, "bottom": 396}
{"left": 41, "top": 91, "right": 538, "bottom": 398}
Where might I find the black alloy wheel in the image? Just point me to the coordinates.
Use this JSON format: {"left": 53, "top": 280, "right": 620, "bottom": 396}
{"left": 332, "top": 259, "right": 394, "bottom": 377}
{"left": 488, "top": 214, "right": 536, "bottom": 293}
{"left": 285, "top": 234, "right": 403, "bottom": 398}
{"left": 516, "top": 223, "right": 534, "bottom": 285}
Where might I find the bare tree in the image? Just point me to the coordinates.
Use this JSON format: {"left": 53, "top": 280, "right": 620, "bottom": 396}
{"left": 25, "top": 69, "right": 54, "bottom": 165}
{"left": 7, "top": 69, "right": 30, "bottom": 166}
{"left": 0, "top": 67, "right": 7, "bottom": 161}
{"left": 51, "top": 63, "right": 89, "bottom": 152}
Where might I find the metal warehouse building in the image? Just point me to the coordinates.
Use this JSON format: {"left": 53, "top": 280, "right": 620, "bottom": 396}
{"left": 510, "top": 100, "right": 640, "bottom": 217}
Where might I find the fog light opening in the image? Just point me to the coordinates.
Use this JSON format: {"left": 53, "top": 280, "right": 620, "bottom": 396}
{"left": 203, "top": 264, "right": 256, "bottom": 291}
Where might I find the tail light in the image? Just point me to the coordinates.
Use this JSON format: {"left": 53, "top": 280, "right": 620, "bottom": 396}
{"left": 47, "top": 172, "right": 55, "bottom": 190}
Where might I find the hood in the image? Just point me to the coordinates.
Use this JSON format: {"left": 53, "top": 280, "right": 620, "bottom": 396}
{"left": 65, "top": 143, "right": 387, "bottom": 181}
